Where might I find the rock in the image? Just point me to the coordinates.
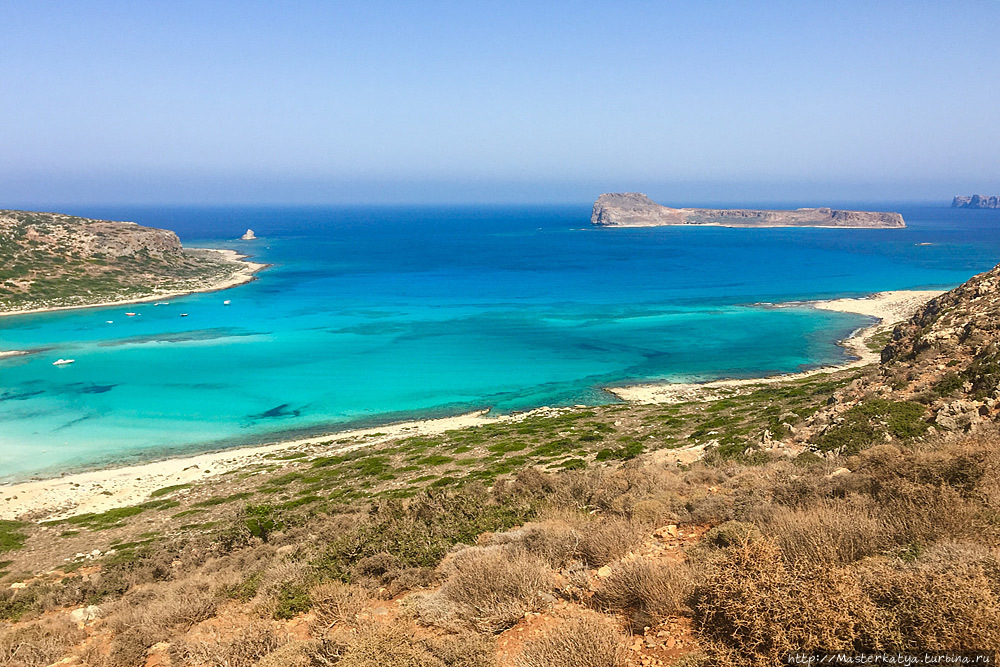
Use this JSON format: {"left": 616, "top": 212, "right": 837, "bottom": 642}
{"left": 241, "top": 228, "right": 257, "bottom": 240}
{"left": 70, "top": 604, "right": 102, "bottom": 625}
{"left": 591, "top": 193, "right": 905, "bottom": 228}
{"left": 953, "top": 195, "right": 1000, "bottom": 209}
{"left": 826, "top": 467, "right": 851, "bottom": 479}
{"left": 596, "top": 565, "right": 613, "bottom": 578}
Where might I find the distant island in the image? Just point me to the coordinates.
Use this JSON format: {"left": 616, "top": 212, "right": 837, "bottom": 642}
{"left": 953, "top": 195, "right": 1000, "bottom": 209}
{"left": 591, "top": 193, "right": 906, "bottom": 228}
{"left": 0, "top": 209, "right": 263, "bottom": 315}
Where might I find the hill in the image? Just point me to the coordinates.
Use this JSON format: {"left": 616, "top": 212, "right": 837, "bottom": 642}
{"left": 2, "top": 263, "right": 1000, "bottom": 665}
{"left": 0, "top": 209, "right": 260, "bottom": 314}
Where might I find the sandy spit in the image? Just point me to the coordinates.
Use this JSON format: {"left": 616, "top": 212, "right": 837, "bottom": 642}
{"left": 607, "top": 289, "right": 943, "bottom": 404}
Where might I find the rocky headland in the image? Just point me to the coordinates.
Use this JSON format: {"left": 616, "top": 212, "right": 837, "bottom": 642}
{"left": 0, "top": 209, "right": 263, "bottom": 314}
{"left": 953, "top": 195, "right": 1000, "bottom": 209}
{"left": 591, "top": 192, "right": 906, "bottom": 228}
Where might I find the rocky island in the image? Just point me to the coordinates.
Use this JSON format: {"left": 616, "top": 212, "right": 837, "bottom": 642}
{"left": 0, "top": 209, "right": 263, "bottom": 314}
{"left": 953, "top": 195, "right": 1000, "bottom": 209}
{"left": 592, "top": 192, "right": 906, "bottom": 228}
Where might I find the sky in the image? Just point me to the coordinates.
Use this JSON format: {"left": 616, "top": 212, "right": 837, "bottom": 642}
{"left": 1, "top": 1, "right": 998, "bottom": 205}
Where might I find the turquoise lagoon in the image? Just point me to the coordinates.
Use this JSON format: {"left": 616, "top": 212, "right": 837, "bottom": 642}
{"left": 1, "top": 203, "right": 999, "bottom": 481}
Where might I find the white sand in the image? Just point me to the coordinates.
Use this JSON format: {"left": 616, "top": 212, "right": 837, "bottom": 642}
{"left": 608, "top": 290, "right": 943, "bottom": 404}
{"left": 0, "top": 410, "right": 502, "bottom": 522}
{"left": 0, "top": 249, "right": 265, "bottom": 319}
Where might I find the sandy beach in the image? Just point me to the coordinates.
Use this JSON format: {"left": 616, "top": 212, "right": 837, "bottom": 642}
{"left": 0, "top": 410, "right": 502, "bottom": 522}
{"left": 0, "top": 289, "right": 942, "bottom": 522}
{"left": 0, "top": 248, "right": 265, "bottom": 320}
{"left": 608, "top": 289, "right": 943, "bottom": 404}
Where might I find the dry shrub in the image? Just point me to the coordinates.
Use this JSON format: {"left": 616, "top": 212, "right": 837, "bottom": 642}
{"left": 339, "top": 623, "right": 494, "bottom": 667}
{"left": 424, "top": 632, "right": 497, "bottom": 667}
{"left": 593, "top": 558, "right": 699, "bottom": 631}
{"left": 698, "top": 520, "right": 759, "bottom": 550}
{"left": 489, "top": 519, "right": 582, "bottom": 568}
{"left": 857, "top": 545, "right": 1000, "bottom": 650}
{"left": 430, "top": 546, "right": 553, "bottom": 633}
{"left": 257, "top": 639, "right": 344, "bottom": 667}
{"left": 103, "top": 577, "right": 219, "bottom": 666}
{"left": 766, "top": 497, "right": 888, "bottom": 565}
{"left": 0, "top": 616, "right": 85, "bottom": 667}
{"left": 350, "top": 552, "right": 436, "bottom": 596}
{"left": 577, "top": 517, "right": 648, "bottom": 567}
{"left": 169, "top": 620, "right": 282, "bottom": 667}
{"left": 694, "top": 540, "right": 886, "bottom": 667}
{"left": 311, "top": 581, "right": 370, "bottom": 630}
{"left": 515, "top": 613, "right": 626, "bottom": 667}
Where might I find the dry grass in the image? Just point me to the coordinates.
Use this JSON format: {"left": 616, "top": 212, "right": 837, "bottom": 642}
{"left": 593, "top": 558, "right": 699, "bottom": 631}
{"left": 0, "top": 616, "right": 84, "bottom": 667}
{"left": 515, "top": 613, "right": 626, "bottom": 667}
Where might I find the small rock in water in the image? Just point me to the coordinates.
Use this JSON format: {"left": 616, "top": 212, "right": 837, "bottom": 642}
{"left": 240, "top": 228, "right": 257, "bottom": 240}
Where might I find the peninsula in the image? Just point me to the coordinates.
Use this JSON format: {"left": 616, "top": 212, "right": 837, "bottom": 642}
{"left": 591, "top": 192, "right": 906, "bottom": 228}
{"left": 953, "top": 195, "right": 1000, "bottom": 209}
{"left": 0, "top": 209, "right": 263, "bottom": 315}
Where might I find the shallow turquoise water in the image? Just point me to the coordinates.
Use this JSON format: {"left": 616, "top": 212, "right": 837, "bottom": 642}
{"left": 1, "top": 203, "right": 998, "bottom": 481}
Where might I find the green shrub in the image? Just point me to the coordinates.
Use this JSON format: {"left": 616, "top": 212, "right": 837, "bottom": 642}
{"left": 815, "top": 399, "right": 928, "bottom": 455}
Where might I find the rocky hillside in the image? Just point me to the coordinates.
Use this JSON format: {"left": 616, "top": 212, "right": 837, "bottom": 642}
{"left": 953, "top": 195, "right": 1000, "bottom": 209}
{"left": 0, "top": 209, "right": 253, "bottom": 312}
{"left": 787, "top": 262, "right": 1000, "bottom": 456}
{"left": 591, "top": 193, "right": 905, "bottom": 228}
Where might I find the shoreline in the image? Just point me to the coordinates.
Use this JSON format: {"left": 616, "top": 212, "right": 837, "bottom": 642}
{"left": 0, "top": 410, "right": 502, "bottom": 521}
{"left": 0, "top": 248, "right": 266, "bottom": 320}
{"left": 0, "top": 288, "right": 942, "bottom": 521}
{"left": 607, "top": 289, "right": 943, "bottom": 404}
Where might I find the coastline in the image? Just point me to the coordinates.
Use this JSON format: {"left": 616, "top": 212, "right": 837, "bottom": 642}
{"left": 0, "top": 410, "right": 500, "bottom": 521}
{"left": 0, "top": 288, "right": 941, "bottom": 521}
{"left": 607, "top": 289, "right": 943, "bottom": 404}
{"left": 0, "top": 248, "right": 265, "bottom": 320}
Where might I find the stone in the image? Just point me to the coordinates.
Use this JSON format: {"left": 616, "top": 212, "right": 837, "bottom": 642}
{"left": 70, "top": 605, "right": 102, "bottom": 625}
{"left": 240, "top": 228, "right": 258, "bottom": 240}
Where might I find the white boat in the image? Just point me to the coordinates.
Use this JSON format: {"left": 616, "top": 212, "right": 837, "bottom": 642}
{"left": 180, "top": 313, "right": 189, "bottom": 317}
{"left": 223, "top": 300, "right": 231, "bottom": 305}
{"left": 53, "top": 359, "right": 75, "bottom": 366}
{"left": 125, "top": 312, "right": 137, "bottom": 317}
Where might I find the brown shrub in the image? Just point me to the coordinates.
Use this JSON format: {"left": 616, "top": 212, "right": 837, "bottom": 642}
{"left": 593, "top": 558, "right": 699, "bottom": 631}
{"left": 169, "top": 621, "right": 282, "bottom": 667}
{"left": 103, "top": 578, "right": 219, "bottom": 666}
{"left": 766, "top": 497, "right": 888, "bottom": 565}
{"left": 694, "top": 540, "right": 888, "bottom": 666}
{"left": 857, "top": 547, "right": 1000, "bottom": 650}
{"left": 489, "top": 520, "right": 582, "bottom": 568}
{"left": 339, "top": 623, "right": 494, "bottom": 667}
{"left": 515, "top": 613, "right": 626, "bottom": 667}
{"left": 577, "top": 517, "right": 649, "bottom": 567}
{"left": 311, "top": 581, "right": 370, "bottom": 630}
{"left": 0, "top": 616, "right": 85, "bottom": 667}
{"left": 432, "top": 546, "right": 553, "bottom": 633}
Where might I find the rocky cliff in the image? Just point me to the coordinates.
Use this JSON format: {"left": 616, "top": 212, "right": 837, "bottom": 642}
{"left": 0, "top": 209, "right": 250, "bottom": 312}
{"left": 591, "top": 193, "right": 905, "bottom": 228}
{"left": 953, "top": 195, "right": 1000, "bottom": 209}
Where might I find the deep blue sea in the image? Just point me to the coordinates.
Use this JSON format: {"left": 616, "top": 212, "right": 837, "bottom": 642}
{"left": 1, "top": 203, "right": 999, "bottom": 481}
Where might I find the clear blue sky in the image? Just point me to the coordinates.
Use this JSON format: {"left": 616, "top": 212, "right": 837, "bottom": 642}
{"left": 1, "top": 1, "right": 998, "bottom": 205}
